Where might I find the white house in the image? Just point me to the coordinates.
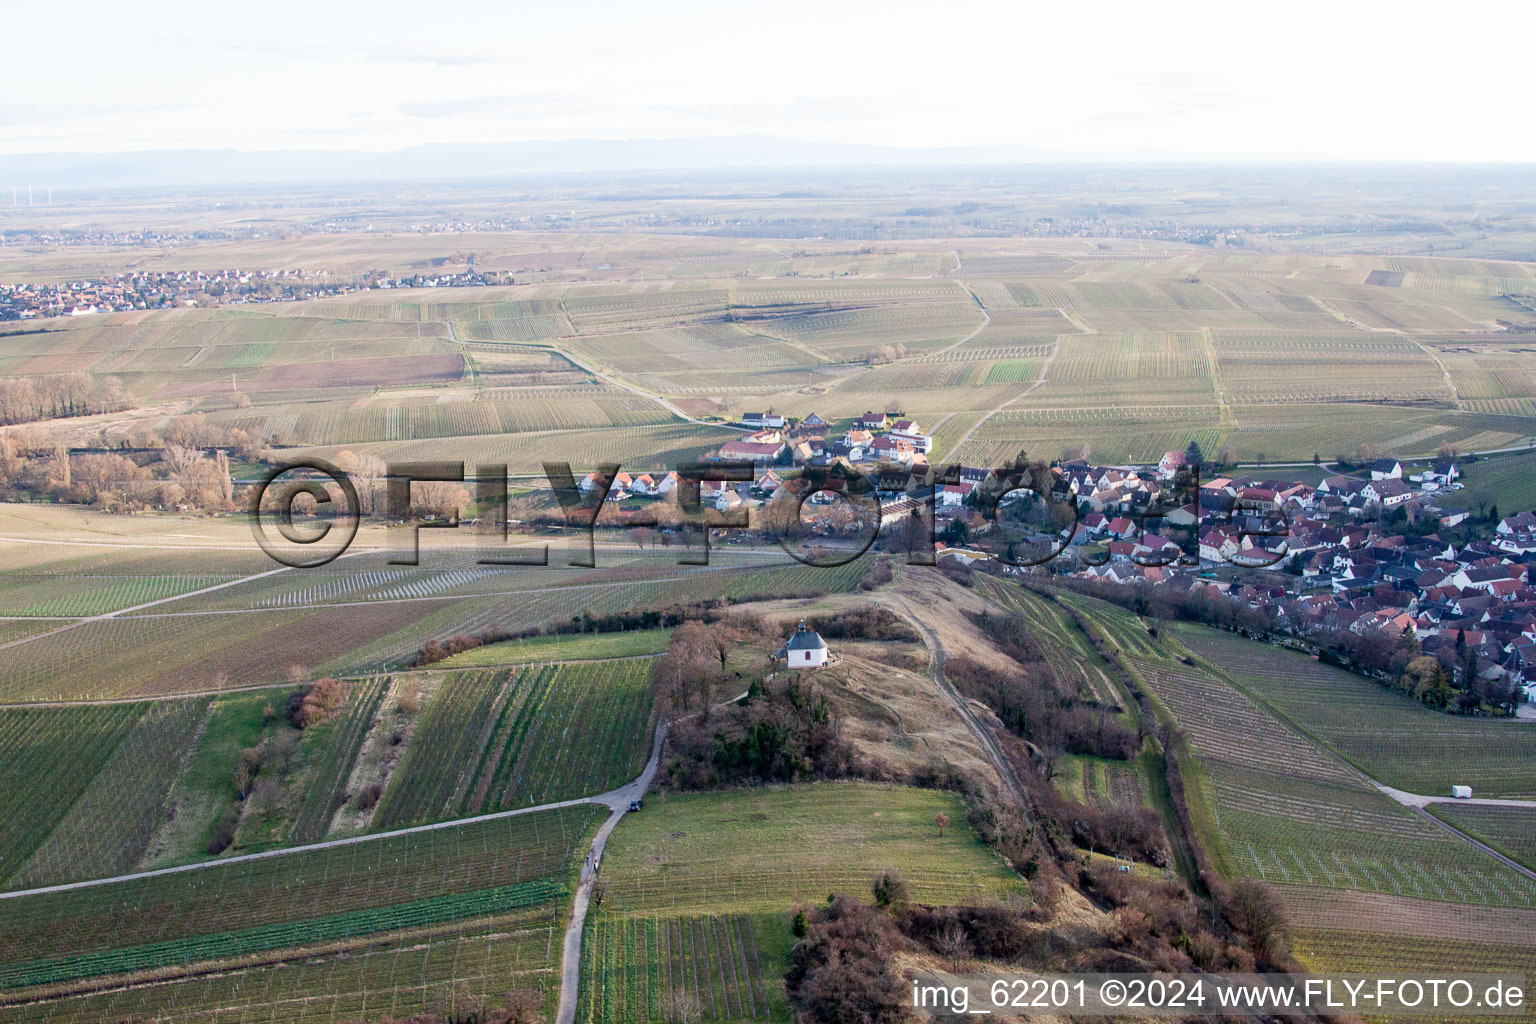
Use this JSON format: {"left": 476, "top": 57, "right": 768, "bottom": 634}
{"left": 1361, "top": 479, "right": 1415, "bottom": 507}
{"left": 776, "top": 622, "right": 830, "bottom": 668}
{"left": 1369, "top": 458, "right": 1403, "bottom": 481}
{"left": 1157, "top": 450, "right": 1189, "bottom": 480}
{"left": 1411, "top": 460, "right": 1460, "bottom": 486}
{"left": 886, "top": 420, "right": 933, "bottom": 453}
{"left": 742, "top": 412, "right": 786, "bottom": 429}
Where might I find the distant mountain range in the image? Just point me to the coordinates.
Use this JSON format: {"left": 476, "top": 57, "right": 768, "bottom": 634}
{"left": 0, "top": 135, "right": 1257, "bottom": 190}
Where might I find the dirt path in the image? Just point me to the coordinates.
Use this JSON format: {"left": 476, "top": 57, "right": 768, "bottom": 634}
{"left": 924, "top": 279, "right": 990, "bottom": 359}
{"left": 885, "top": 592, "right": 1031, "bottom": 809}
{"left": 941, "top": 336, "right": 1062, "bottom": 462}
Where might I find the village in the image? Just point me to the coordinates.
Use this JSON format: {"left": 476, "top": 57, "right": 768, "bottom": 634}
{"left": 0, "top": 266, "right": 508, "bottom": 321}
{"left": 581, "top": 410, "right": 1536, "bottom": 712}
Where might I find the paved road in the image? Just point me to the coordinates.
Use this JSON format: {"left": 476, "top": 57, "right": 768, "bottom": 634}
{"left": 1373, "top": 783, "right": 1536, "bottom": 810}
{"left": 555, "top": 720, "right": 669, "bottom": 1024}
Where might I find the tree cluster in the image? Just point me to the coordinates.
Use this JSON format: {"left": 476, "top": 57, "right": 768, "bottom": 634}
{"left": 660, "top": 676, "right": 864, "bottom": 789}
{"left": 0, "top": 372, "right": 129, "bottom": 425}
{"left": 952, "top": 610, "right": 1141, "bottom": 762}
{"left": 785, "top": 896, "right": 910, "bottom": 1024}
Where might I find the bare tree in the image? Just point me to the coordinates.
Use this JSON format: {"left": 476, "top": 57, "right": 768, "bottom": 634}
{"left": 932, "top": 921, "right": 971, "bottom": 971}
{"left": 664, "top": 990, "right": 704, "bottom": 1024}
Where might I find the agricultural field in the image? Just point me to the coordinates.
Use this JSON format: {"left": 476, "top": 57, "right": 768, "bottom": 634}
{"left": 435, "top": 628, "right": 673, "bottom": 668}
{"left": 1428, "top": 804, "right": 1536, "bottom": 872}
{"left": 1454, "top": 448, "right": 1536, "bottom": 517}
{"left": 0, "top": 703, "right": 154, "bottom": 885}
{"left": 0, "top": 805, "right": 602, "bottom": 1022}
{"left": 1179, "top": 627, "right": 1536, "bottom": 796}
{"left": 1052, "top": 754, "right": 1149, "bottom": 809}
{"left": 1131, "top": 648, "right": 1536, "bottom": 906}
{"left": 577, "top": 783, "right": 1021, "bottom": 1024}
{"left": 7, "top": 236, "right": 1536, "bottom": 472}
{"left": 7, "top": 221, "right": 1536, "bottom": 1022}
{"left": 377, "top": 660, "right": 656, "bottom": 827}
{"left": 0, "top": 537, "right": 871, "bottom": 701}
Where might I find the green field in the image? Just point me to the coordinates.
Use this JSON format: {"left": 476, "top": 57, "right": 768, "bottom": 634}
{"left": 1129, "top": 649, "right": 1536, "bottom": 906}
{"left": 577, "top": 783, "right": 1023, "bottom": 1024}
{"left": 0, "top": 703, "right": 154, "bottom": 885}
{"left": 436, "top": 628, "right": 673, "bottom": 669}
{"left": 0, "top": 804, "right": 602, "bottom": 1018}
{"left": 1456, "top": 449, "right": 1536, "bottom": 518}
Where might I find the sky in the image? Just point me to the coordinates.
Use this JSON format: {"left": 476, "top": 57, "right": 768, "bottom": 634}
{"left": 4, "top": 0, "right": 1535, "bottom": 161}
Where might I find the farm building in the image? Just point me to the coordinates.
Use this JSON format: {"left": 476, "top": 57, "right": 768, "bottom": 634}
{"left": 776, "top": 622, "right": 830, "bottom": 668}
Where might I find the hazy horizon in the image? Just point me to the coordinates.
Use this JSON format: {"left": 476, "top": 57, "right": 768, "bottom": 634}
{"left": 5, "top": 0, "right": 1535, "bottom": 163}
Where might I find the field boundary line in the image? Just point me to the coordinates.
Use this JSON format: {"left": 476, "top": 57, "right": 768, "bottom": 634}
{"left": 0, "top": 794, "right": 600, "bottom": 901}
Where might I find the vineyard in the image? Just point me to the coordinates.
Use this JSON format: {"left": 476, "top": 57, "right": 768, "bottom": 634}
{"left": 580, "top": 912, "right": 784, "bottom": 1024}
{"left": 1130, "top": 654, "right": 1536, "bottom": 907}
{"left": 6, "top": 231, "right": 1536, "bottom": 1020}
{"left": 289, "top": 678, "right": 391, "bottom": 844}
{"left": 1180, "top": 627, "right": 1536, "bottom": 796}
{"left": 1428, "top": 804, "right": 1536, "bottom": 872}
{"left": 435, "top": 628, "right": 673, "bottom": 669}
{"left": 0, "top": 703, "right": 150, "bottom": 885}
{"left": 10, "top": 699, "right": 209, "bottom": 888}
{"left": 578, "top": 783, "right": 1020, "bottom": 1024}
{"left": 1290, "top": 929, "right": 1536, "bottom": 1024}
{"left": 377, "top": 660, "right": 656, "bottom": 828}
{"left": 0, "top": 805, "right": 602, "bottom": 992}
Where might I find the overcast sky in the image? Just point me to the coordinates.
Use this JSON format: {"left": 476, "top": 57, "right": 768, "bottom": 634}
{"left": 4, "top": 0, "right": 1534, "bottom": 161}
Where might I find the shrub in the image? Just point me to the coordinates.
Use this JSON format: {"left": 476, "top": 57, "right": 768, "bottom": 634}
{"left": 858, "top": 557, "right": 895, "bottom": 591}
{"left": 802, "top": 606, "right": 917, "bottom": 642}
{"left": 289, "top": 678, "right": 347, "bottom": 729}
{"left": 206, "top": 806, "right": 239, "bottom": 855}
{"left": 871, "top": 870, "right": 909, "bottom": 908}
